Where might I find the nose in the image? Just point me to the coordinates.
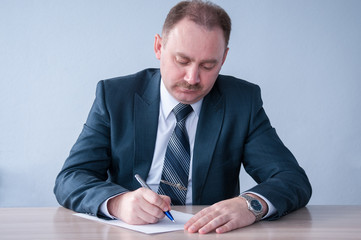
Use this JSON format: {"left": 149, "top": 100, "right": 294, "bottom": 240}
{"left": 184, "top": 65, "right": 200, "bottom": 85}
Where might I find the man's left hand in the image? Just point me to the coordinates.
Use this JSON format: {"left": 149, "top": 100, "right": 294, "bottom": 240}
{"left": 184, "top": 195, "right": 267, "bottom": 234}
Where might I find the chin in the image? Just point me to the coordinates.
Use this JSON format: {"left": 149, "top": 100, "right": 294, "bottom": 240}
{"left": 173, "top": 90, "right": 203, "bottom": 104}
{"left": 179, "top": 97, "right": 201, "bottom": 105}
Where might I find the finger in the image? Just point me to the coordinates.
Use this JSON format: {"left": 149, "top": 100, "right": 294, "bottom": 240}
{"left": 184, "top": 207, "right": 208, "bottom": 229}
{"left": 138, "top": 189, "right": 167, "bottom": 220}
{"left": 129, "top": 215, "right": 151, "bottom": 225}
{"left": 185, "top": 209, "right": 218, "bottom": 233}
{"left": 141, "top": 189, "right": 170, "bottom": 212}
{"left": 159, "top": 195, "right": 172, "bottom": 210}
{"left": 215, "top": 220, "right": 239, "bottom": 234}
{"left": 128, "top": 190, "right": 162, "bottom": 224}
{"left": 184, "top": 208, "right": 207, "bottom": 231}
{"left": 198, "top": 214, "right": 230, "bottom": 234}
{"left": 184, "top": 212, "right": 202, "bottom": 230}
{"left": 136, "top": 211, "right": 161, "bottom": 224}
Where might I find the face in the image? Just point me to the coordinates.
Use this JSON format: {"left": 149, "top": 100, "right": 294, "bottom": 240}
{"left": 154, "top": 18, "right": 229, "bottom": 104}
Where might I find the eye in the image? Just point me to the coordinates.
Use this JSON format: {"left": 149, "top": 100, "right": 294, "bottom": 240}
{"left": 175, "top": 56, "right": 190, "bottom": 66}
{"left": 201, "top": 63, "right": 216, "bottom": 71}
{"left": 178, "top": 60, "right": 189, "bottom": 65}
{"left": 176, "top": 59, "right": 189, "bottom": 65}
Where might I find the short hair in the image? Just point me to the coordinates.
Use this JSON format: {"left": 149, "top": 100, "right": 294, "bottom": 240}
{"left": 162, "top": 0, "right": 231, "bottom": 47}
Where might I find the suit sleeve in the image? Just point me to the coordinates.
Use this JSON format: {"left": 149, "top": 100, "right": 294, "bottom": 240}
{"left": 54, "top": 81, "right": 127, "bottom": 218}
{"left": 242, "top": 85, "right": 312, "bottom": 219}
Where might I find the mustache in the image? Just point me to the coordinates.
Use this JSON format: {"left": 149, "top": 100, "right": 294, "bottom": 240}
{"left": 176, "top": 81, "right": 202, "bottom": 90}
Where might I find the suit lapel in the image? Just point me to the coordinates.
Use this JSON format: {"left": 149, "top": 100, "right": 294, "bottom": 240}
{"left": 133, "top": 71, "right": 161, "bottom": 183}
{"left": 192, "top": 83, "right": 225, "bottom": 204}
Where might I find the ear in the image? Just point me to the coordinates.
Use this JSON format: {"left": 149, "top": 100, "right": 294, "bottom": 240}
{"left": 154, "top": 34, "right": 162, "bottom": 60}
{"left": 221, "top": 47, "right": 229, "bottom": 66}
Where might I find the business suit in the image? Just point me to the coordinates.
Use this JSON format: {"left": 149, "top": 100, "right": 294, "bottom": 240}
{"left": 54, "top": 68, "right": 311, "bottom": 220}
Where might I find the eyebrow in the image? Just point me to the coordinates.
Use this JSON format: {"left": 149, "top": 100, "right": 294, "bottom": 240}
{"left": 176, "top": 52, "right": 219, "bottom": 64}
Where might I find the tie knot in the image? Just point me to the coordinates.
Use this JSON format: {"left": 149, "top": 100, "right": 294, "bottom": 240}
{"left": 173, "top": 103, "right": 193, "bottom": 122}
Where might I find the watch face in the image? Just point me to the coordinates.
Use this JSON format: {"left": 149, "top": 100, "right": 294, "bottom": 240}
{"left": 250, "top": 199, "right": 262, "bottom": 211}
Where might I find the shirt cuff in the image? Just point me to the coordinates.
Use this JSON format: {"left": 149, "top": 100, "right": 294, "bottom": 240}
{"left": 243, "top": 191, "right": 277, "bottom": 219}
{"left": 99, "top": 193, "right": 124, "bottom": 219}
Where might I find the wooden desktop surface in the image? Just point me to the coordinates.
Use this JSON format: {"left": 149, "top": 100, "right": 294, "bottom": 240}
{"left": 1, "top": 205, "right": 360, "bottom": 240}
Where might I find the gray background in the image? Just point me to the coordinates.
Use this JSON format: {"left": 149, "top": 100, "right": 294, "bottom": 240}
{"left": 1, "top": 0, "right": 360, "bottom": 207}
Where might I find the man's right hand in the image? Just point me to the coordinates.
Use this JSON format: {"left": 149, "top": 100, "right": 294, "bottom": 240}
{"left": 107, "top": 188, "right": 171, "bottom": 225}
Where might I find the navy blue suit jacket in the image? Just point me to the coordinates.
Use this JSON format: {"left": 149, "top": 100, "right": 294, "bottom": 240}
{"left": 54, "top": 69, "right": 311, "bottom": 219}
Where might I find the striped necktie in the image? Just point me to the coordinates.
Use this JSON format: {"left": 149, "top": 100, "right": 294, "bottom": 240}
{"left": 158, "top": 103, "right": 193, "bottom": 205}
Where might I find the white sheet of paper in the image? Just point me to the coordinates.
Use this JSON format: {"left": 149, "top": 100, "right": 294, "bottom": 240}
{"left": 74, "top": 210, "right": 194, "bottom": 234}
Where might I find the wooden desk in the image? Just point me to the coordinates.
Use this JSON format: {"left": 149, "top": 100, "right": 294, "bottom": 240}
{"left": 1, "top": 205, "right": 360, "bottom": 239}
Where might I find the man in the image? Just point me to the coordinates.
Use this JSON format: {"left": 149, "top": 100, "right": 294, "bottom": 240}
{"left": 54, "top": 0, "right": 311, "bottom": 234}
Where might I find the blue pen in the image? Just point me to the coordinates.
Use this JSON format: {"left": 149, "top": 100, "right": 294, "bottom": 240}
{"left": 134, "top": 174, "right": 175, "bottom": 222}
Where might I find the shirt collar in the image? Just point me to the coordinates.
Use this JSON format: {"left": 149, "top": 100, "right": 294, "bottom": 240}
{"left": 160, "top": 80, "right": 203, "bottom": 119}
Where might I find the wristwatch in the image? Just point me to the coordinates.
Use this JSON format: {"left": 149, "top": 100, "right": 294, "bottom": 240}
{"left": 240, "top": 194, "right": 264, "bottom": 222}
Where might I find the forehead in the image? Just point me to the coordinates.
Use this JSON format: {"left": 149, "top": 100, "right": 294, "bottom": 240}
{"left": 164, "top": 18, "right": 226, "bottom": 60}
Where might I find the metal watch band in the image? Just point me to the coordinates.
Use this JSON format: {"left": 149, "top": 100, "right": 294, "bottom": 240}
{"left": 240, "top": 194, "right": 263, "bottom": 222}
